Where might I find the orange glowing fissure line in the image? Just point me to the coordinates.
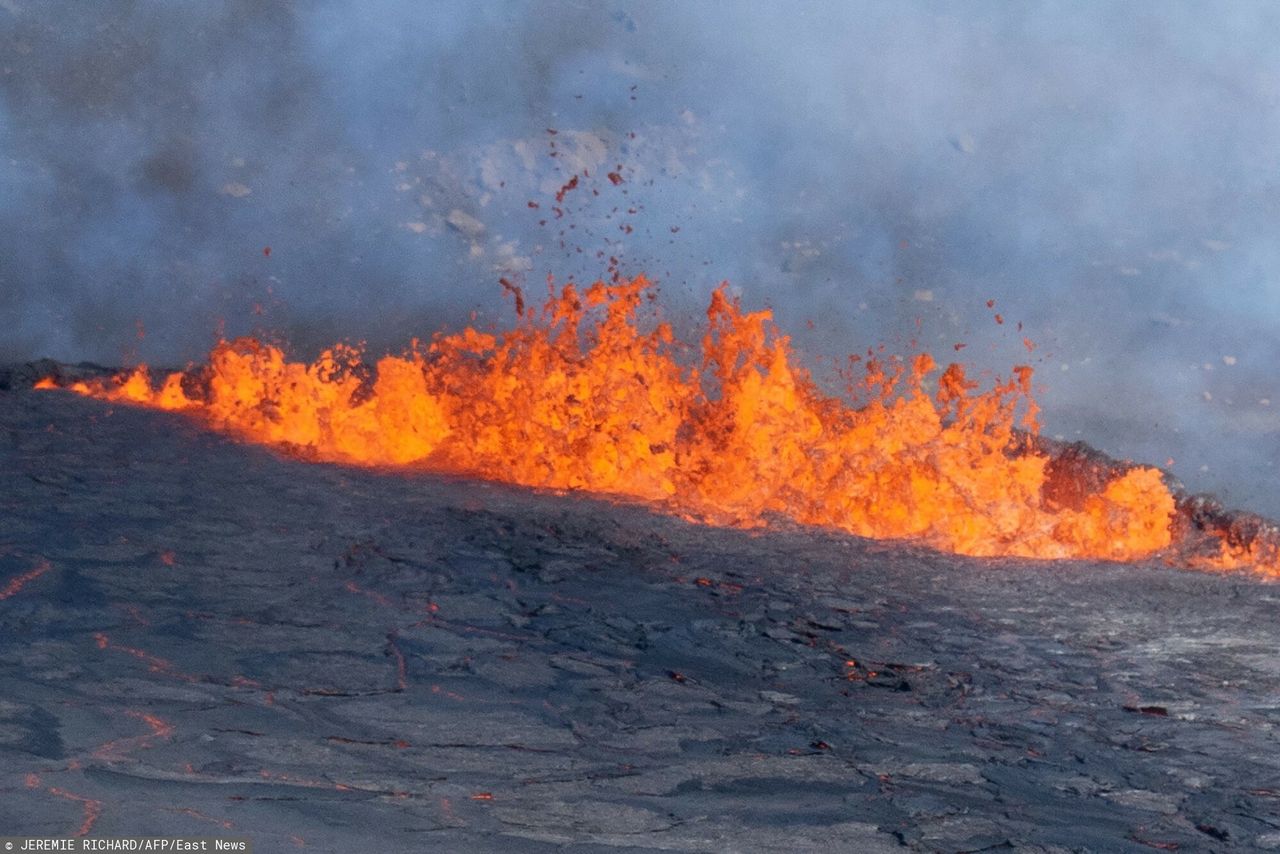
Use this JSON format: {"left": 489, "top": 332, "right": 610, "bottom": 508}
{"left": 0, "top": 559, "right": 53, "bottom": 600}
{"left": 44, "top": 275, "right": 1275, "bottom": 574}
{"left": 25, "top": 774, "right": 103, "bottom": 837}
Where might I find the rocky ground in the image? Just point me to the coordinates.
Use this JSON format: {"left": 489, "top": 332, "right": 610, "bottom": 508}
{"left": 3, "top": 380, "right": 1280, "bottom": 852}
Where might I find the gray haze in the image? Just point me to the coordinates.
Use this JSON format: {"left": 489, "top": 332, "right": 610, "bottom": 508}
{"left": 2, "top": 1, "right": 1278, "bottom": 513}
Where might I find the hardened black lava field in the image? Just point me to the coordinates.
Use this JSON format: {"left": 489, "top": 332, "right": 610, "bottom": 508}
{"left": 4, "top": 374, "right": 1280, "bottom": 851}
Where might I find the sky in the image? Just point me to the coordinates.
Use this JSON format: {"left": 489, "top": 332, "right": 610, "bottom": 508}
{"left": 2, "top": 1, "right": 1278, "bottom": 513}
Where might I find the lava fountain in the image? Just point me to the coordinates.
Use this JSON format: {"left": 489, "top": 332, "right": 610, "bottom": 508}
{"left": 46, "top": 275, "right": 1278, "bottom": 575}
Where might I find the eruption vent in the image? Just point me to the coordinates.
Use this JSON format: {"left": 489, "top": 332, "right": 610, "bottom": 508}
{"left": 53, "top": 276, "right": 1275, "bottom": 574}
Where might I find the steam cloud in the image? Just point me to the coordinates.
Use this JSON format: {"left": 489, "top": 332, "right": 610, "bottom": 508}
{"left": 2, "top": 1, "right": 1277, "bottom": 512}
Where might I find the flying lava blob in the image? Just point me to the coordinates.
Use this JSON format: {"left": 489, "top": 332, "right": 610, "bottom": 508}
{"left": 52, "top": 275, "right": 1276, "bottom": 574}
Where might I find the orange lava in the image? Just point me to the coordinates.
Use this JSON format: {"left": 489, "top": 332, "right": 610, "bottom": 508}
{"left": 25, "top": 775, "right": 103, "bottom": 837}
{"left": 0, "top": 559, "right": 53, "bottom": 600}
{"left": 92, "top": 710, "right": 175, "bottom": 761}
{"left": 1192, "top": 537, "right": 1280, "bottom": 577}
{"left": 48, "top": 275, "right": 1275, "bottom": 573}
{"left": 93, "top": 632, "right": 199, "bottom": 682}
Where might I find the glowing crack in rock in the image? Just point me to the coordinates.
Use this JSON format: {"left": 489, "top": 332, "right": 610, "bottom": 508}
{"left": 0, "top": 559, "right": 54, "bottom": 600}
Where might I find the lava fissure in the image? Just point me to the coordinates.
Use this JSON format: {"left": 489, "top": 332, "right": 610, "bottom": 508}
{"left": 41, "top": 275, "right": 1277, "bottom": 575}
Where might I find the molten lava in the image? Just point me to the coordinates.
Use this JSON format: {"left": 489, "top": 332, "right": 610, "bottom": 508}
{"left": 55, "top": 276, "right": 1276, "bottom": 573}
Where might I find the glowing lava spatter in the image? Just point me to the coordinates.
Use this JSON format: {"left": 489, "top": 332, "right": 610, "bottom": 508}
{"left": 54, "top": 275, "right": 1275, "bottom": 572}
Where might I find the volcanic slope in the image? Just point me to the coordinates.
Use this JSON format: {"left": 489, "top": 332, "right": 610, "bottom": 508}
{"left": 3, "top": 383, "right": 1280, "bottom": 852}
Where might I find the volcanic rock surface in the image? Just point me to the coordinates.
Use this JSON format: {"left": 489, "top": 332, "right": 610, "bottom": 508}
{"left": 3, "top": 381, "right": 1280, "bottom": 852}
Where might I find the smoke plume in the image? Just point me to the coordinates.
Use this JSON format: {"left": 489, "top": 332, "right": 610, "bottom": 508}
{"left": 2, "top": 1, "right": 1277, "bottom": 511}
